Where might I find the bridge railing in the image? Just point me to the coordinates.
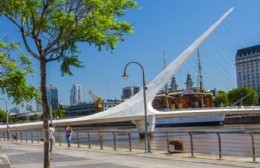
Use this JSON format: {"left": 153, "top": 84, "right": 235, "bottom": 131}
{"left": 1, "top": 129, "right": 259, "bottom": 163}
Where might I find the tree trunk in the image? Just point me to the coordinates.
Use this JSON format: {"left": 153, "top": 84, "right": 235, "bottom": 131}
{"left": 40, "top": 57, "right": 50, "bottom": 168}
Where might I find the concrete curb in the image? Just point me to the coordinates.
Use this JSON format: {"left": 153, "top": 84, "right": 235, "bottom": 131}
{"left": 0, "top": 154, "right": 10, "bottom": 168}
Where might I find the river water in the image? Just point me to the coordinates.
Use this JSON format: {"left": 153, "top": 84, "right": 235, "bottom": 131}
{"left": 52, "top": 124, "right": 260, "bottom": 157}
{"left": 8, "top": 124, "right": 259, "bottom": 157}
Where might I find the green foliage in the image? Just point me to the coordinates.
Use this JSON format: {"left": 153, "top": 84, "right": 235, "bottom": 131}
{"left": 52, "top": 108, "right": 65, "bottom": 118}
{"left": 214, "top": 91, "right": 229, "bottom": 107}
{"left": 29, "top": 114, "right": 39, "bottom": 121}
{"left": 0, "top": 0, "right": 137, "bottom": 76}
{"left": 228, "top": 87, "right": 257, "bottom": 106}
{"left": 1, "top": 1, "right": 137, "bottom": 166}
{"left": 0, "top": 40, "right": 39, "bottom": 104}
{"left": 0, "top": 109, "right": 7, "bottom": 122}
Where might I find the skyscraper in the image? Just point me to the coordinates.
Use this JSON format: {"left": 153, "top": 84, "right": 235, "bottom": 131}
{"left": 121, "top": 86, "right": 140, "bottom": 101}
{"left": 36, "top": 85, "right": 59, "bottom": 111}
{"left": 47, "top": 85, "right": 59, "bottom": 110}
{"left": 70, "top": 84, "right": 82, "bottom": 105}
{"left": 236, "top": 45, "right": 260, "bottom": 94}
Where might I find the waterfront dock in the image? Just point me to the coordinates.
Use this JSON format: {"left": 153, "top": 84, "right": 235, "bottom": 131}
{"left": 0, "top": 140, "right": 259, "bottom": 168}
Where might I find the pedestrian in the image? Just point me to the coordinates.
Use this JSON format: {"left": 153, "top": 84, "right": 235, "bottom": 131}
{"left": 49, "top": 123, "right": 55, "bottom": 159}
{"left": 65, "top": 124, "right": 73, "bottom": 149}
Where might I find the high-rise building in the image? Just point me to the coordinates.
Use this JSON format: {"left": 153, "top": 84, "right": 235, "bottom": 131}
{"left": 36, "top": 85, "right": 59, "bottom": 111}
{"left": 70, "top": 84, "right": 82, "bottom": 105}
{"left": 47, "top": 85, "right": 59, "bottom": 110}
{"left": 121, "top": 86, "right": 140, "bottom": 101}
{"left": 26, "top": 104, "right": 33, "bottom": 112}
{"left": 36, "top": 86, "right": 42, "bottom": 112}
{"left": 236, "top": 45, "right": 260, "bottom": 93}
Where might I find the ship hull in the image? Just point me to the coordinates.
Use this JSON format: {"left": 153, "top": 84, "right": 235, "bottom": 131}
{"left": 156, "top": 114, "right": 225, "bottom": 127}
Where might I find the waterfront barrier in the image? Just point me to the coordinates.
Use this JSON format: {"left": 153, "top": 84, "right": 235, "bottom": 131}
{"left": 1, "top": 129, "right": 259, "bottom": 163}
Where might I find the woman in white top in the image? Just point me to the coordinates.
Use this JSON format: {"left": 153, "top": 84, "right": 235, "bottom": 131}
{"left": 49, "top": 123, "right": 55, "bottom": 153}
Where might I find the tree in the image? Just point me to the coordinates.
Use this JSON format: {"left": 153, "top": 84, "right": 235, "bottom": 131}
{"left": 0, "top": 109, "right": 7, "bottom": 123}
{"left": 228, "top": 87, "right": 257, "bottom": 106}
{"left": 214, "top": 91, "right": 229, "bottom": 107}
{"left": 53, "top": 108, "right": 65, "bottom": 118}
{"left": 0, "top": 40, "right": 38, "bottom": 104}
{"left": 0, "top": 1, "right": 137, "bottom": 167}
{"left": 29, "top": 114, "right": 39, "bottom": 121}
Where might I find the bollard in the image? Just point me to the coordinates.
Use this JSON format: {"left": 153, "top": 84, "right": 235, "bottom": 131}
{"left": 128, "top": 133, "right": 132, "bottom": 152}
{"left": 189, "top": 133, "right": 194, "bottom": 157}
{"left": 169, "top": 140, "right": 184, "bottom": 151}
{"left": 112, "top": 132, "right": 117, "bottom": 151}
{"left": 216, "top": 133, "right": 222, "bottom": 160}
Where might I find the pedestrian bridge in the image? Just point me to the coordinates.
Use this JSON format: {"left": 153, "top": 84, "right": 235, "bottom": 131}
{"left": 1, "top": 7, "right": 260, "bottom": 132}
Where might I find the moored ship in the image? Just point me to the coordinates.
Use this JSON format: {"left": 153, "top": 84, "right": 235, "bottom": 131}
{"left": 153, "top": 50, "right": 224, "bottom": 127}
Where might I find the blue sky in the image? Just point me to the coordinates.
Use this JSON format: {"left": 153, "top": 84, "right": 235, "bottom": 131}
{"left": 1, "top": 0, "right": 260, "bottom": 111}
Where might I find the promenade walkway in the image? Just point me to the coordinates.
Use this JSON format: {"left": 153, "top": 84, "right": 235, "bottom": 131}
{"left": 0, "top": 140, "right": 259, "bottom": 168}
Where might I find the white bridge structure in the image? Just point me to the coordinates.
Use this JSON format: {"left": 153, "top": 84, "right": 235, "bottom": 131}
{"left": 1, "top": 7, "right": 260, "bottom": 132}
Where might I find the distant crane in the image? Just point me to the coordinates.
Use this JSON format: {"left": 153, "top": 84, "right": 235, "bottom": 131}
{"left": 87, "top": 90, "right": 103, "bottom": 112}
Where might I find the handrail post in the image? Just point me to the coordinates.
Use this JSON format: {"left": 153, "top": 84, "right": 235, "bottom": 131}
{"left": 15, "top": 131, "right": 18, "bottom": 142}
{"left": 59, "top": 132, "right": 62, "bottom": 146}
{"left": 166, "top": 133, "right": 170, "bottom": 153}
{"left": 189, "top": 133, "right": 194, "bottom": 157}
{"left": 77, "top": 132, "right": 80, "bottom": 148}
{"left": 216, "top": 133, "right": 222, "bottom": 160}
{"left": 26, "top": 131, "right": 28, "bottom": 143}
{"left": 87, "top": 132, "right": 91, "bottom": 149}
{"left": 37, "top": 132, "right": 40, "bottom": 143}
{"left": 113, "top": 132, "right": 117, "bottom": 151}
{"left": 99, "top": 133, "right": 103, "bottom": 150}
{"left": 128, "top": 133, "right": 132, "bottom": 152}
{"left": 250, "top": 133, "right": 256, "bottom": 162}
{"left": 31, "top": 131, "right": 33, "bottom": 143}
{"left": 20, "top": 131, "right": 23, "bottom": 142}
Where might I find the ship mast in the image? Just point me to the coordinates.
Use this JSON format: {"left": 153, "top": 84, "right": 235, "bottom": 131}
{"left": 163, "top": 52, "right": 169, "bottom": 109}
{"left": 197, "top": 48, "right": 204, "bottom": 108}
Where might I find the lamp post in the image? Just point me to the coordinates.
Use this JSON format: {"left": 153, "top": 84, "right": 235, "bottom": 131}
{"left": 56, "top": 115, "right": 59, "bottom": 127}
{"left": 122, "top": 61, "right": 151, "bottom": 153}
{"left": 0, "top": 98, "right": 9, "bottom": 140}
{"left": 47, "top": 89, "right": 53, "bottom": 124}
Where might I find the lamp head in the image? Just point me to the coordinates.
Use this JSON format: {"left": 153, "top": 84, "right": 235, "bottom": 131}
{"left": 122, "top": 73, "right": 129, "bottom": 80}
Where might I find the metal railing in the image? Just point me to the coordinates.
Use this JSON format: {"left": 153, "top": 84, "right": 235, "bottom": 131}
{"left": 1, "top": 130, "right": 259, "bottom": 162}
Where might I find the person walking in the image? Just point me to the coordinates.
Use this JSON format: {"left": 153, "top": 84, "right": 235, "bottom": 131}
{"left": 65, "top": 124, "right": 73, "bottom": 149}
{"left": 49, "top": 123, "right": 55, "bottom": 159}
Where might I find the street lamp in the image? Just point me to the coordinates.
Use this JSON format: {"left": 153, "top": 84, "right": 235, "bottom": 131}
{"left": 56, "top": 115, "right": 59, "bottom": 127}
{"left": 0, "top": 98, "right": 9, "bottom": 140}
{"left": 47, "top": 89, "right": 53, "bottom": 124}
{"left": 122, "top": 61, "right": 151, "bottom": 153}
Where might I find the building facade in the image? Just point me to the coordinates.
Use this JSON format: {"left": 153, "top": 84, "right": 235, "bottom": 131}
{"left": 236, "top": 45, "right": 260, "bottom": 93}
{"left": 121, "top": 86, "right": 140, "bottom": 101}
{"left": 66, "top": 99, "right": 121, "bottom": 117}
{"left": 70, "top": 84, "right": 82, "bottom": 106}
{"left": 47, "top": 85, "right": 59, "bottom": 110}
